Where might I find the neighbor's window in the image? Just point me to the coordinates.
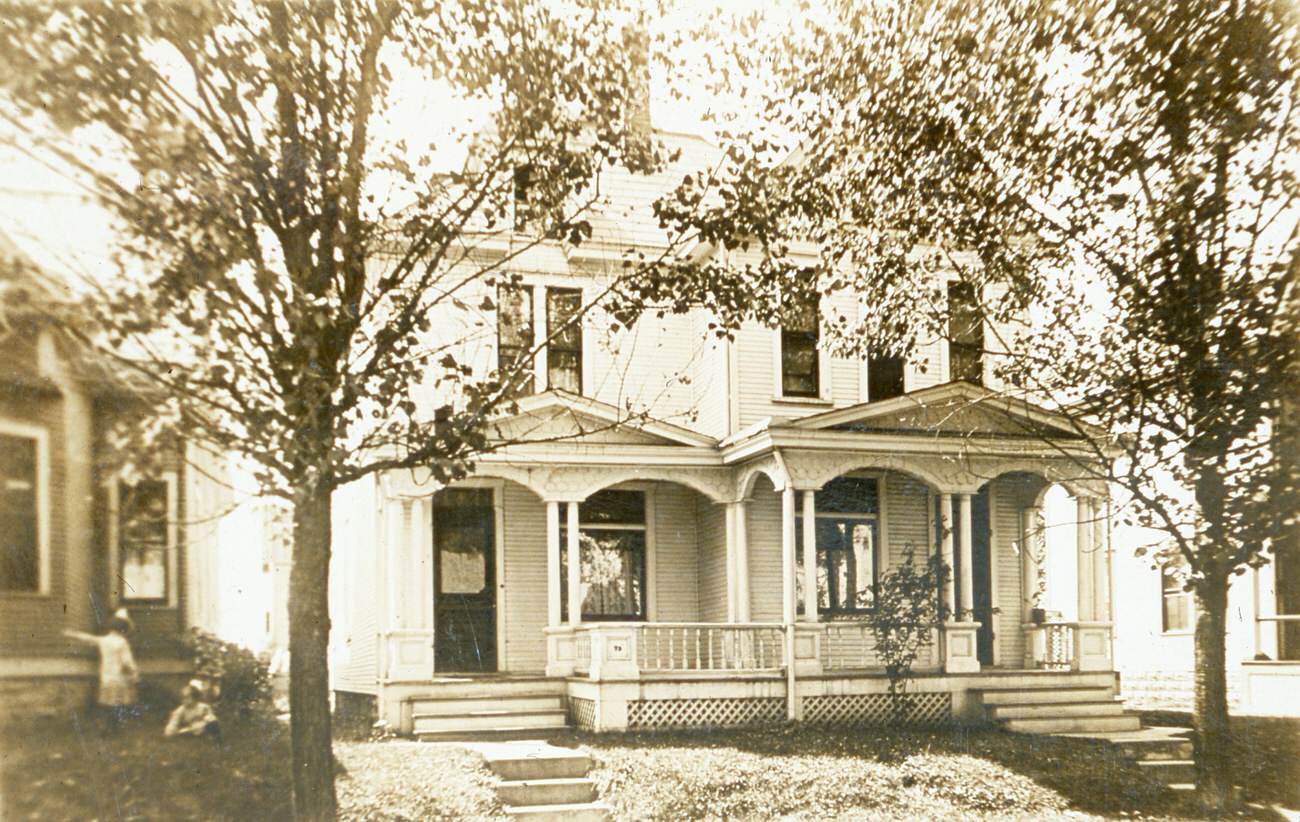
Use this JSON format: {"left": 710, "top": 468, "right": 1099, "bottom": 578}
{"left": 797, "top": 476, "right": 881, "bottom": 614}
{"left": 561, "top": 489, "right": 647, "bottom": 620}
{"left": 867, "top": 353, "right": 906, "bottom": 401}
{"left": 781, "top": 297, "right": 820, "bottom": 398}
{"left": 1276, "top": 540, "right": 1300, "bottom": 660}
{"left": 1160, "top": 564, "right": 1194, "bottom": 633}
{"left": 118, "top": 479, "right": 172, "bottom": 603}
{"left": 513, "top": 164, "right": 536, "bottom": 232}
{"left": 0, "top": 432, "right": 40, "bottom": 592}
{"left": 546, "top": 287, "right": 583, "bottom": 394}
{"left": 948, "top": 282, "right": 984, "bottom": 385}
{"left": 496, "top": 284, "right": 535, "bottom": 397}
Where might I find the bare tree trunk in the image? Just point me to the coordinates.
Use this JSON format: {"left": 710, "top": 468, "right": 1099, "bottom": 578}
{"left": 289, "top": 488, "right": 337, "bottom": 821}
{"left": 1193, "top": 575, "right": 1232, "bottom": 812}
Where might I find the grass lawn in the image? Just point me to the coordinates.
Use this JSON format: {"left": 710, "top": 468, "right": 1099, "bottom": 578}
{"left": 553, "top": 724, "right": 1283, "bottom": 821}
{"left": 0, "top": 706, "right": 504, "bottom": 821}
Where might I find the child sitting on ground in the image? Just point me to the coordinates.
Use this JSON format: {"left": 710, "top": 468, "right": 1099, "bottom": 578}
{"left": 164, "top": 682, "right": 221, "bottom": 740}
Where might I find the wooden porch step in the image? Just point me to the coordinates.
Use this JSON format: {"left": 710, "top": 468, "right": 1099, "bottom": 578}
{"left": 988, "top": 700, "right": 1125, "bottom": 721}
{"left": 976, "top": 687, "right": 1114, "bottom": 706}
{"left": 411, "top": 694, "right": 564, "bottom": 716}
{"left": 413, "top": 709, "right": 569, "bottom": 734}
{"left": 1002, "top": 713, "right": 1141, "bottom": 734}
{"left": 415, "top": 725, "right": 567, "bottom": 742}
{"left": 406, "top": 677, "right": 566, "bottom": 700}
{"left": 497, "top": 777, "right": 597, "bottom": 806}
{"left": 503, "top": 801, "right": 612, "bottom": 821}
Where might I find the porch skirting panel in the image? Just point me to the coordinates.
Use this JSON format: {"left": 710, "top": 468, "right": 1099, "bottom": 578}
{"left": 569, "top": 696, "right": 597, "bottom": 729}
{"left": 802, "top": 692, "right": 952, "bottom": 725}
{"left": 626, "top": 696, "right": 785, "bottom": 730}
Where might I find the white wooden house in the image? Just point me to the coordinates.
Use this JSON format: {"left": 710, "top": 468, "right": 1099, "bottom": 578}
{"left": 327, "top": 130, "right": 1132, "bottom": 737}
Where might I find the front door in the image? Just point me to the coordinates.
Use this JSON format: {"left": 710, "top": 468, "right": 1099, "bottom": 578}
{"left": 971, "top": 488, "right": 995, "bottom": 666}
{"left": 433, "top": 488, "right": 497, "bottom": 672}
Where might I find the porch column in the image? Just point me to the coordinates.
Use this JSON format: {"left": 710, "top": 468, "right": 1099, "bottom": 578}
{"left": 724, "top": 503, "right": 738, "bottom": 622}
{"left": 1076, "top": 496, "right": 1095, "bottom": 621}
{"left": 1092, "top": 498, "right": 1109, "bottom": 624}
{"left": 801, "top": 490, "right": 818, "bottom": 622}
{"left": 939, "top": 493, "right": 956, "bottom": 618}
{"left": 781, "top": 487, "right": 797, "bottom": 624}
{"left": 1020, "top": 507, "right": 1042, "bottom": 623}
{"left": 958, "top": 493, "right": 974, "bottom": 621}
{"left": 546, "top": 501, "right": 561, "bottom": 628}
{"left": 736, "top": 501, "right": 751, "bottom": 622}
{"left": 567, "top": 501, "right": 582, "bottom": 625}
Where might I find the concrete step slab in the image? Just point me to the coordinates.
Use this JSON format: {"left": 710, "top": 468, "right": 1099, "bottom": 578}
{"left": 414, "top": 725, "right": 568, "bottom": 742}
{"left": 989, "top": 701, "right": 1125, "bottom": 720}
{"left": 1002, "top": 714, "right": 1142, "bottom": 734}
{"left": 497, "top": 777, "right": 597, "bottom": 806}
{"left": 978, "top": 687, "right": 1115, "bottom": 705}
{"left": 414, "top": 710, "right": 568, "bottom": 733}
{"left": 487, "top": 753, "right": 592, "bottom": 781}
{"left": 1138, "top": 759, "right": 1197, "bottom": 784}
{"left": 504, "top": 801, "right": 611, "bottom": 821}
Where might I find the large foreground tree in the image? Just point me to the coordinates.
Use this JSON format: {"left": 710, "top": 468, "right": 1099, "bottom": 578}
{"left": 628, "top": 0, "right": 1299, "bottom": 809}
{"left": 0, "top": 2, "right": 711, "bottom": 818}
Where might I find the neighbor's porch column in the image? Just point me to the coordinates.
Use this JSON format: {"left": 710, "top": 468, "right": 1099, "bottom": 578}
{"left": 1076, "top": 495, "right": 1095, "bottom": 621}
{"left": 939, "top": 493, "right": 956, "bottom": 617}
{"left": 801, "top": 490, "right": 818, "bottom": 622}
{"left": 546, "top": 501, "right": 562, "bottom": 628}
{"left": 567, "top": 501, "right": 582, "bottom": 625}
{"left": 958, "top": 493, "right": 974, "bottom": 621}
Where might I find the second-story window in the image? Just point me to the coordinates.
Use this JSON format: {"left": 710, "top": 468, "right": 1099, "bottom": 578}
{"left": 512, "top": 164, "right": 535, "bottom": 232}
{"left": 867, "top": 353, "right": 906, "bottom": 401}
{"left": 546, "top": 287, "right": 583, "bottom": 394}
{"left": 781, "top": 297, "right": 820, "bottom": 398}
{"left": 496, "top": 284, "right": 535, "bottom": 397}
{"left": 948, "top": 282, "right": 984, "bottom": 385}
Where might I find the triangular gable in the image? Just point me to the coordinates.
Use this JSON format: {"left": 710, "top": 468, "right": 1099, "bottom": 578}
{"left": 489, "top": 390, "right": 717, "bottom": 448}
{"left": 790, "top": 381, "right": 1095, "bottom": 440}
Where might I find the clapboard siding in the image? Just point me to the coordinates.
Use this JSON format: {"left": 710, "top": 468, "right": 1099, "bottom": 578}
{"left": 990, "top": 474, "right": 1038, "bottom": 667}
{"left": 651, "top": 483, "right": 701, "bottom": 622}
{"left": 501, "top": 481, "right": 548, "bottom": 673}
{"left": 746, "top": 476, "right": 784, "bottom": 622}
{"left": 331, "top": 476, "right": 380, "bottom": 695}
{"left": 696, "top": 497, "right": 727, "bottom": 622}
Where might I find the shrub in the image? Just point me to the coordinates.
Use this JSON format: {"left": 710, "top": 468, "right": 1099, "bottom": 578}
{"left": 182, "top": 628, "right": 271, "bottom": 713}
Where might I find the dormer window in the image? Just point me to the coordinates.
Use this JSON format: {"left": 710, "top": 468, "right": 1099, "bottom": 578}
{"left": 780, "top": 297, "right": 820, "bottom": 398}
{"left": 513, "top": 164, "right": 535, "bottom": 232}
{"left": 948, "top": 282, "right": 984, "bottom": 385}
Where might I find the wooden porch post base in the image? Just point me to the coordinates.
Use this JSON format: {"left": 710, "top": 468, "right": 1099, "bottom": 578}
{"left": 943, "top": 621, "right": 982, "bottom": 673}
{"left": 543, "top": 627, "right": 577, "bottom": 678}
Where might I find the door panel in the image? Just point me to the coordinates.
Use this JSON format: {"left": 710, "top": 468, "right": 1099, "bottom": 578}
{"left": 433, "top": 489, "right": 497, "bottom": 672}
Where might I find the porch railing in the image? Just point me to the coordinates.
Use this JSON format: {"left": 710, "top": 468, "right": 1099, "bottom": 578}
{"left": 638, "top": 623, "right": 786, "bottom": 673}
{"left": 1024, "top": 621, "right": 1112, "bottom": 671}
{"left": 1037, "top": 622, "right": 1073, "bottom": 670}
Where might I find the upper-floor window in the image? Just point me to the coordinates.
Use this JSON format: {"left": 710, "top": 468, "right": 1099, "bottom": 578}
{"left": 496, "top": 284, "right": 535, "bottom": 397}
{"left": 546, "top": 288, "right": 583, "bottom": 394}
{"left": 948, "top": 282, "right": 984, "bottom": 385}
{"left": 797, "top": 476, "right": 881, "bottom": 614}
{"left": 0, "top": 430, "right": 42, "bottom": 593}
{"left": 116, "top": 477, "right": 175, "bottom": 604}
{"left": 512, "top": 164, "right": 536, "bottom": 232}
{"left": 1276, "top": 540, "right": 1300, "bottom": 660}
{"left": 1160, "top": 563, "right": 1193, "bottom": 633}
{"left": 561, "top": 489, "right": 647, "bottom": 620}
{"left": 780, "top": 297, "right": 820, "bottom": 398}
{"left": 867, "top": 353, "right": 906, "bottom": 401}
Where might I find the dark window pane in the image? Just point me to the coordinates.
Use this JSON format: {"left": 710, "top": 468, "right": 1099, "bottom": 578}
{"left": 867, "top": 354, "right": 905, "bottom": 401}
{"left": 1160, "top": 565, "right": 1192, "bottom": 633}
{"left": 948, "top": 282, "right": 983, "bottom": 385}
{"left": 780, "top": 295, "right": 820, "bottom": 397}
{"left": 497, "top": 285, "right": 535, "bottom": 397}
{"left": 561, "top": 528, "right": 646, "bottom": 620}
{"left": 0, "top": 434, "right": 38, "bottom": 592}
{"left": 815, "top": 476, "right": 879, "bottom": 515}
{"left": 796, "top": 503, "right": 880, "bottom": 616}
{"left": 120, "top": 479, "right": 169, "bottom": 601}
{"left": 513, "top": 164, "right": 535, "bottom": 231}
{"left": 579, "top": 490, "right": 645, "bottom": 525}
{"left": 546, "top": 288, "right": 583, "bottom": 394}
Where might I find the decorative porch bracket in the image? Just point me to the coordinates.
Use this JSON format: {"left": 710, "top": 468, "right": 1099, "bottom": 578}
{"left": 942, "top": 621, "right": 982, "bottom": 673}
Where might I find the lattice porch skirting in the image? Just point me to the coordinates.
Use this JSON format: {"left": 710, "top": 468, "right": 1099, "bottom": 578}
{"left": 802, "top": 692, "right": 952, "bottom": 725}
{"left": 626, "top": 697, "right": 786, "bottom": 731}
{"left": 568, "top": 696, "right": 596, "bottom": 729}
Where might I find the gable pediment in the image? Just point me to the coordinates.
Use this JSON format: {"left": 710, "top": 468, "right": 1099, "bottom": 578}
{"left": 791, "top": 382, "right": 1090, "bottom": 440}
{"left": 488, "top": 391, "right": 716, "bottom": 448}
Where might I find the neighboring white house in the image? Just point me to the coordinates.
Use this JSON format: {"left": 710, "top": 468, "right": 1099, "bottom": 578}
{"left": 324, "top": 126, "right": 1150, "bottom": 738}
{"left": 1113, "top": 526, "right": 1300, "bottom": 717}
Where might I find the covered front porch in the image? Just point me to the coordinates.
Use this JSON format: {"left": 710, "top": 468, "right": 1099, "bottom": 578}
{"left": 361, "top": 387, "right": 1119, "bottom": 731}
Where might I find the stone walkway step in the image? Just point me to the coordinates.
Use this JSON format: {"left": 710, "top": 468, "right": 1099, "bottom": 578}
{"left": 466, "top": 740, "right": 610, "bottom": 821}
{"left": 503, "top": 801, "right": 613, "bottom": 821}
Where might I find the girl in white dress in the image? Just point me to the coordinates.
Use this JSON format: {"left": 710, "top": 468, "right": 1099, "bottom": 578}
{"left": 64, "top": 608, "right": 139, "bottom": 730}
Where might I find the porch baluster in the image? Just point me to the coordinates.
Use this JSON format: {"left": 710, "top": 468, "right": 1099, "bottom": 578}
{"left": 680, "top": 628, "right": 688, "bottom": 669}
{"left": 695, "top": 628, "right": 702, "bottom": 669}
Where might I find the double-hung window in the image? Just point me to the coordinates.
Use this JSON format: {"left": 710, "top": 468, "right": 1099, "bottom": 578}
{"left": 496, "top": 284, "right": 535, "bottom": 397}
{"left": 546, "top": 287, "right": 583, "bottom": 394}
{"left": 0, "top": 430, "right": 42, "bottom": 593}
{"left": 1276, "top": 541, "right": 1300, "bottom": 659}
{"left": 867, "top": 353, "right": 906, "bottom": 401}
{"left": 561, "top": 489, "right": 647, "bottom": 620}
{"left": 1160, "top": 563, "right": 1194, "bottom": 633}
{"left": 115, "top": 476, "right": 176, "bottom": 604}
{"left": 948, "top": 282, "right": 984, "bottom": 385}
{"left": 780, "top": 296, "right": 821, "bottom": 398}
{"left": 796, "top": 476, "right": 881, "bottom": 614}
